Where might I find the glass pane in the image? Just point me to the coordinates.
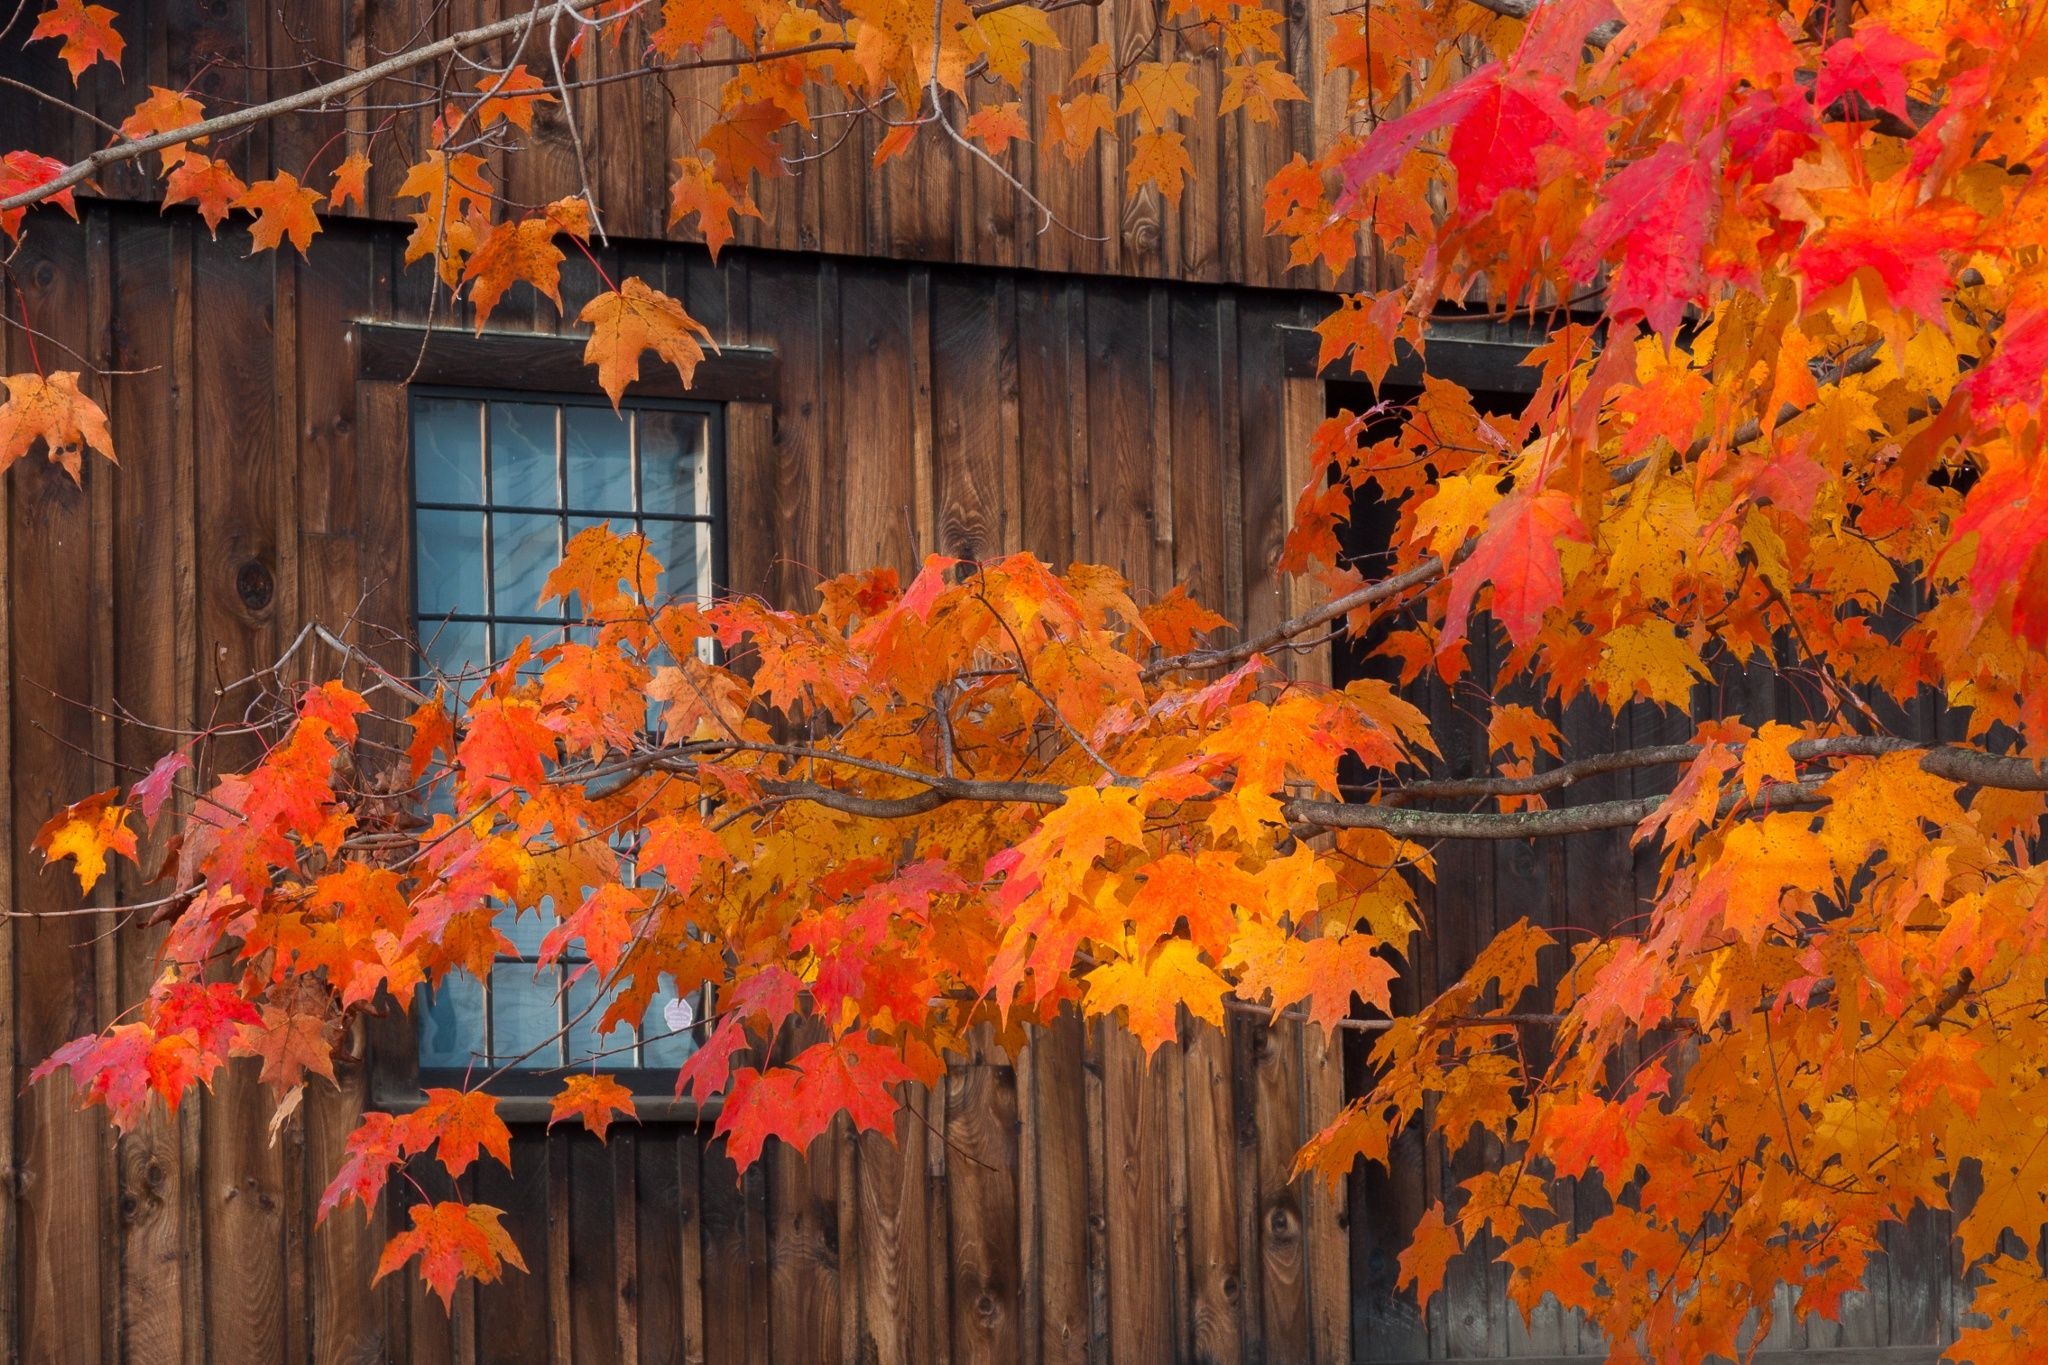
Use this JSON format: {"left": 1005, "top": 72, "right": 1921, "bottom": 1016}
{"left": 489, "top": 402, "right": 559, "bottom": 508}
{"left": 566, "top": 969, "right": 630, "bottom": 1066}
{"left": 491, "top": 964, "right": 562, "bottom": 1067}
{"left": 642, "top": 518, "right": 708, "bottom": 604}
{"left": 420, "top": 617, "right": 490, "bottom": 710}
{"left": 418, "top": 974, "right": 485, "bottom": 1071}
{"left": 499, "top": 899, "right": 551, "bottom": 957}
{"left": 637, "top": 410, "right": 710, "bottom": 516}
{"left": 640, "top": 987, "right": 700, "bottom": 1069}
{"left": 416, "top": 509, "right": 485, "bottom": 619}
{"left": 414, "top": 398, "right": 484, "bottom": 503}
{"left": 491, "top": 512, "right": 562, "bottom": 616}
{"left": 565, "top": 405, "right": 634, "bottom": 509}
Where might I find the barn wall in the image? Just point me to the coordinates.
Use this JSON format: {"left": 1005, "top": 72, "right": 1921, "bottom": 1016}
{"left": 0, "top": 200, "right": 1358, "bottom": 1365}
{"left": 3, "top": 0, "right": 1377, "bottom": 293}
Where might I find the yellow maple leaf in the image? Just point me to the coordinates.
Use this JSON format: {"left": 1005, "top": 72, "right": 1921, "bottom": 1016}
{"left": 1083, "top": 939, "right": 1227, "bottom": 1053}
{"left": 1126, "top": 130, "right": 1193, "bottom": 200}
{"left": 1218, "top": 58, "right": 1306, "bottom": 123}
{"left": 33, "top": 788, "right": 137, "bottom": 893}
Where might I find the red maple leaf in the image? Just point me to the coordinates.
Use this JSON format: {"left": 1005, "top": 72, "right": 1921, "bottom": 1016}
{"left": 1442, "top": 488, "right": 1587, "bottom": 647}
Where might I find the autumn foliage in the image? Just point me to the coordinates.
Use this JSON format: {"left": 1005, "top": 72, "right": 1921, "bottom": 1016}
{"left": 8, "top": 0, "right": 2048, "bottom": 1357}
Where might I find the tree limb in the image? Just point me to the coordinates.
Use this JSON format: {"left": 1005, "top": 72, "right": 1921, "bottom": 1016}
{"left": 0, "top": 0, "right": 617, "bottom": 214}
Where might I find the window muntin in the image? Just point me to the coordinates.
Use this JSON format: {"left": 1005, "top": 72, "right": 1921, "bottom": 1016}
{"left": 409, "top": 389, "right": 716, "bottom": 1084}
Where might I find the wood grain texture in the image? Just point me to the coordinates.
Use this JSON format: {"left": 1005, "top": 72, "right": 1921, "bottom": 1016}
{"left": 0, "top": 0, "right": 1376, "bottom": 293}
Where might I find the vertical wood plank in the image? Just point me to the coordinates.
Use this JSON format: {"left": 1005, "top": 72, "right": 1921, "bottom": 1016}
{"left": 930, "top": 273, "right": 1022, "bottom": 562}
{"left": 855, "top": 1088, "right": 937, "bottom": 1365}
{"left": 835, "top": 267, "right": 922, "bottom": 577}
{"left": 700, "top": 1136, "right": 772, "bottom": 1365}
{"left": 946, "top": 1042, "right": 1023, "bottom": 1364}
{"left": 746, "top": 262, "right": 831, "bottom": 610}
{"left": 675, "top": 1132, "right": 710, "bottom": 1365}
{"left": 476, "top": 1134, "right": 553, "bottom": 1365}
{"left": 1030, "top": 1015, "right": 1094, "bottom": 1365}
{"left": 10, "top": 203, "right": 107, "bottom": 1365}
{"left": 631, "top": 1132, "right": 683, "bottom": 1365}
{"left": 768, "top": 1130, "right": 844, "bottom": 1365}
{"left": 104, "top": 208, "right": 204, "bottom": 1365}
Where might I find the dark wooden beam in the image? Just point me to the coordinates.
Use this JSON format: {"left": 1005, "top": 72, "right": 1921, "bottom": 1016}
{"left": 1280, "top": 321, "right": 1544, "bottom": 394}
{"left": 353, "top": 320, "right": 779, "bottom": 403}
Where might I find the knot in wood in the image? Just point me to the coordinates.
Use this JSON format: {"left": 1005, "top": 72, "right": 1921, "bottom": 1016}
{"left": 235, "top": 558, "right": 274, "bottom": 612}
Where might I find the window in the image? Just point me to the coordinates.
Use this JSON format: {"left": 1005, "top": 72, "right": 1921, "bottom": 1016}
{"left": 407, "top": 388, "right": 719, "bottom": 1090}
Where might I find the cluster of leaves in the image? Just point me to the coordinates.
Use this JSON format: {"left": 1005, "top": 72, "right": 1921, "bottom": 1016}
{"left": 33, "top": 525, "right": 1435, "bottom": 1304}
{"left": 9, "top": 0, "right": 2048, "bottom": 1356}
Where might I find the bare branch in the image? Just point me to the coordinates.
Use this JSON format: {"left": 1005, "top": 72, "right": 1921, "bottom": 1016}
{"left": 0, "top": 0, "right": 617, "bottom": 214}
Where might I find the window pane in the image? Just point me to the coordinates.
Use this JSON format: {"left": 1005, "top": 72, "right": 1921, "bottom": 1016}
{"left": 418, "top": 974, "right": 485, "bottom": 1072}
{"left": 414, "top": 398, "right": 484, "bottom": 503}
{"left": 491, "top": 512, "right": 562, "bottom": 616}
{"left": 491, "top": 964, "right": 562, "bottom": 1067}
{"left": 566, "top": 970, "right": 629, "bottom": 1066}
{"left": 416, "top": 509, "right": 486, "bottom": 619}
{"left": 420, "top": 617, "right": 490, "bottom": 700}
{"left": 640, "top": 987, "right": 700, "bottom": 1069}
{"left": 642, "top": 518, "right": 709, "bottom": 603}
{"left": 637, "top": 410, "right": 710, "bottom": 516}
{"left": 499, "top": 899, "right": 551, "bottom": 957}
{"left": 565, "top": 406, "right": 634, "bottom": 509}
{"left": 489, "top": 402, "right": 559, "bottom": 507}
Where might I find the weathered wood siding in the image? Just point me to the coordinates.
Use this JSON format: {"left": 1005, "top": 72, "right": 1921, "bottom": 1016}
{"left": 0, "top": 199, "right": 1362, "bottom": 1364}
{"left": 5, "top": 0, "right": 1375, "bottom": 291}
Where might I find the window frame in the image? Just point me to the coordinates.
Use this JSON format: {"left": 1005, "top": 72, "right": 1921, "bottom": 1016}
{"left": 382, "top": 381, "right": 729, "bottom": 1114}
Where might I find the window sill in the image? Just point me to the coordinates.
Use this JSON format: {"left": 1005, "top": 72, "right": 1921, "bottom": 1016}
{"left": 370, "top": 1075, "right": 721, "bottom": 1125}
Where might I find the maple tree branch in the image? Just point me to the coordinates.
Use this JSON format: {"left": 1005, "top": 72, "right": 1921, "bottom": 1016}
{"left": 0, "top": 0, "right": 617, "bottom": 214}
{"left": 578, "top": 731, "right": 2048, "bottom": 840}
{"left": 1379, "top": 735, "right": 2048, "bottom": 805}
{"left": 1145, "top": 553, "right": 1445, "bottom": 678}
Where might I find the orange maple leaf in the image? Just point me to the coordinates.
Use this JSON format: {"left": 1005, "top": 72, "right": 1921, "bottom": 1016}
{"left": 405, "top": 1088, "right": 512, "bottom": 1177}
{"left": 461, "top": 215, "right": 566, "bottom": 329}
{"left": 715, "top": 1035, "right": 917, "bottom": 1167}
{"left": 1045, "top": 90, "right": 1115, "bottom": 161}
{"left": 1442, "top": 488, "right": 1587, "bottom": 648}
{"left": 327, "top": 151, "right": 371, "bottom": 212}
{"left": 1397, "top": 1202, "right": 1461, "bottom": 1310}
{"left": 1219, "top": 58, "right": 1307, "bottom": 123}
{"left": 0, "top": 370, "right": 115, "bottom": 481}
{"left": 118, "top": 86, "right": 206, "bottom": 168}
{"left": 668, "top": 156, "right": 761, "bottom": 261}
{"left": 698, "top": 101, "right": 789, "bottom": 189}
{"left": 374, "top": 1201, "right": 527, "bottom": 1308}
{"left": 474, "top": 64, "right": 557, "bottom": 130}
{"left": 549, "top": 1074, "right": 639, "bottom": 1141}
{"left": 578, "top": 278, "right": 714, "bottom": 406}
{"left": 235, "top": 173, "right": 323, "bottom": 255}
{"left": 963, "top": 102, "right": 1029, "bottom": 153}
{"left": 161, "top": 153, "right": 246, "bottom": 234}
{"left": 30, "top": 0, "right": 123, "bottom": 80}
{"left": 1119, "top": 61, "right": 1198, "bottom": 130}
{"left": 233, "top": 1003, "right": 337, "bottom": 1089}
